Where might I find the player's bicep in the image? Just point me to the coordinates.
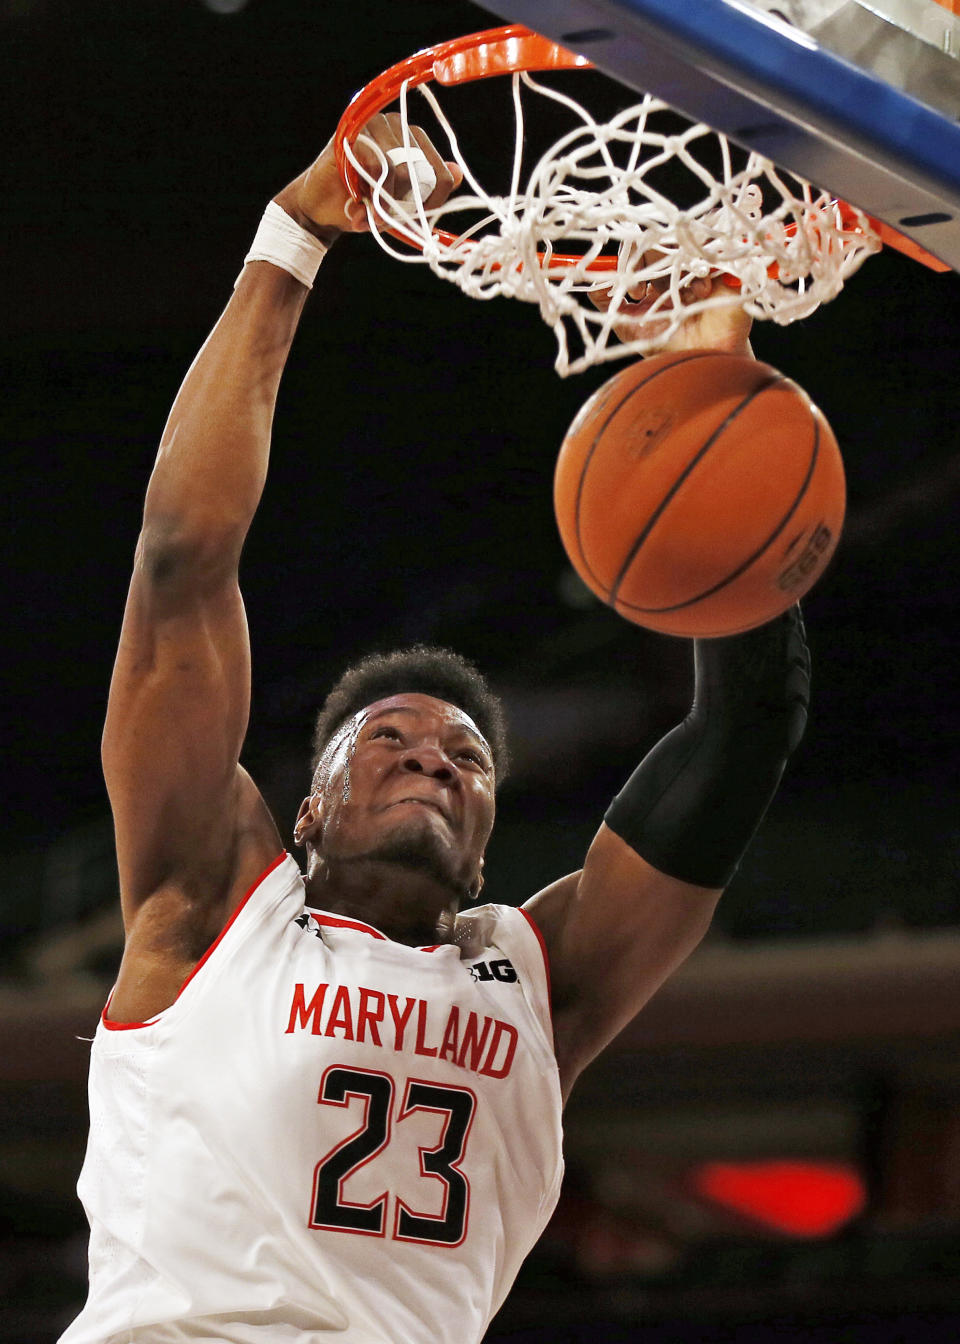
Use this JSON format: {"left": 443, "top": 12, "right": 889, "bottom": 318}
{"left": 526, "top": 824, "right": 720, "bottom": 1095}
{"left": 102, "top": 536, "right": 252, "bottom": 909}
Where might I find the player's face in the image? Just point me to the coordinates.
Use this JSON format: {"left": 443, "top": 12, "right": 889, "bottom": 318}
{"left": 307, "top": 693, "right": 496, "bottom": 898}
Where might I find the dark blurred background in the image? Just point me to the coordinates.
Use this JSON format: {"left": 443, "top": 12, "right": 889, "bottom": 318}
{"left": 2, "top": 0, "right": 959, "bottom": 1340}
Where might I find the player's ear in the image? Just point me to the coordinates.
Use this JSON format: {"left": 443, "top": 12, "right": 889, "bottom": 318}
{"left": 468, "top": 857, "right": 485, "bottom": 901}
{"left": 294, "top": 795, "right": 323, "bottom": 847}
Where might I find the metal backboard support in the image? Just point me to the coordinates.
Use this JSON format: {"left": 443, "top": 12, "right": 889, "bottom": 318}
{"left": 479, "top": 0, "right": 960, "bottom": 269}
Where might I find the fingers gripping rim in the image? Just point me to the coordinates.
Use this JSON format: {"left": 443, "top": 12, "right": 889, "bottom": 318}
{"left": 386, "top": 145, "right": 437, "bottom": 202}
{"left": 334, "top": 26, "right": 591, "bottom": 228}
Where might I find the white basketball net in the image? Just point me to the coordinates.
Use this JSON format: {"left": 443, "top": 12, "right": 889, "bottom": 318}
{"left": 344, "top": 70, "right": 881, "bottom": 376}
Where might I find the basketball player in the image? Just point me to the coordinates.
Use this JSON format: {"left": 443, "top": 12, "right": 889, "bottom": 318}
{"left": 61, "top": 117, "right": 810, "bottom": 1344}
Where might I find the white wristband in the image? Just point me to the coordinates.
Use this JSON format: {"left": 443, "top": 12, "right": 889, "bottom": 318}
{"left": 236, "top": 200, "right": 329, "bottom": 290}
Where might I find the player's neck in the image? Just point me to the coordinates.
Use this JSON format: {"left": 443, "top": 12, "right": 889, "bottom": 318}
{"left": 303, "top": 855, "right": 460, "bottom": 947}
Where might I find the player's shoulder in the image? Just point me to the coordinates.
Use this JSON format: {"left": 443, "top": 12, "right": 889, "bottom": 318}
{"left": 454, "top": 901, "right": 546, "bottom": 967}
{"left": 454, "top": 901, "right": 513, "bottom": 948}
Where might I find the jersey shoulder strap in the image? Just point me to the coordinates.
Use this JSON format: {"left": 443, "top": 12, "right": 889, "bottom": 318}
{"left": 455, "top": 902, "right": 553, "bottom": 1047}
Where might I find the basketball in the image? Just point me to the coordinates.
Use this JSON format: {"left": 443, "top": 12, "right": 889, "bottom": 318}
{"left": 553, "top": 350, "right": 846, "bottom": 637}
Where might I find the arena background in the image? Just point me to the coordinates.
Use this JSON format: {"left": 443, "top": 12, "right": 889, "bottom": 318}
{"left": 3, "top": 0, "right": 959, "bottom": 1339}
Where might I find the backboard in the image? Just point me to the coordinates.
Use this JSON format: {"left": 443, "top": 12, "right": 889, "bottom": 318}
{"left": 478, "top": 0, "right": 960, "bottom": 269}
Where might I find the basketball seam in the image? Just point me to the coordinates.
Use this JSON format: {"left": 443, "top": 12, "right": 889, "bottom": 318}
{"left": 616, "top": 410, "right": 822, "bottom": 615}
{"left": 572, "top": 351, "right": 727, "bottom": 597}
{"left": 608, "top": 372, "right": 785, "bottom": 607}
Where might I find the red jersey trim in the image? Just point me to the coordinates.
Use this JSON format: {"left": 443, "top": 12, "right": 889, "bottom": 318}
{"left": 309, "top": 912, "right": 388, "bottom": 940}
{"left": 308, "top": 913, "right": 442, "bottom": 952}
{"left": 101, "top": 992, "right": 160, "bottom": 1031}
{"left": 519, "top": 907, "right": 553, "bottom": 1024}
{"left": 101, "top": 852, "right": 288, "bottom": 1031}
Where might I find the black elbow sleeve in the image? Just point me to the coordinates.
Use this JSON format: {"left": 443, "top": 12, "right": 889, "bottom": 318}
{"left": 604, "top": 605, "right": 811, "bottom": 889}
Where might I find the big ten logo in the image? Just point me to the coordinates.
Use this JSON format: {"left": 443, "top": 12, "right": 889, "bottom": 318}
{"left": 777, "top": 523, "right": 832, "bottom": 592}
{"left": 469, "top": 958, "right": 518, "bottom": 984}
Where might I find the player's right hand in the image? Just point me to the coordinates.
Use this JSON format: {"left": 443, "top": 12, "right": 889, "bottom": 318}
{"left": 273, "top": 114, "right": 463, "bottom": 244}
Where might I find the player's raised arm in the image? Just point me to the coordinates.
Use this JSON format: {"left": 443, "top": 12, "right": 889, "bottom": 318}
{"left": 101, "top": 120, "right": 460, "bottom": 1019}
{"left": 525, "top": 284, "right": 812, "bottom": 1099}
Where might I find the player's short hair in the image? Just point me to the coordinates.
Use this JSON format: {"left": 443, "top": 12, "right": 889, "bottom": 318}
{"left": 310, "top": 645, "right": 509, "bottom": 788}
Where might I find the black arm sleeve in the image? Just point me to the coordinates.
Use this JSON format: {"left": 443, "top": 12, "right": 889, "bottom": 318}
{"left": 604, "top": 605, "right": 811, "bottom": 889}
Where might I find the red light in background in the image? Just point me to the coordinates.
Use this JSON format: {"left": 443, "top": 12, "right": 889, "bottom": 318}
{"left": 691, "top": 1160, "right": 867, "bottom": 1237}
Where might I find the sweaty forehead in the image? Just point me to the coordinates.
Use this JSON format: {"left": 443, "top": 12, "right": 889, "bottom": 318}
{"left": 312, "top": 693, "right": 492, "bottom": 794}
{"left": 357, "top": 694, "right": 487, "bottom": 743}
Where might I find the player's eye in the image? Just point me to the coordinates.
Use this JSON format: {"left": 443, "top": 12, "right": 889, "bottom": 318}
{"left": 456, "top": 747, "right": 489, "bottom": 770}
{"left": 371, "top": 725, "right": 402, "bottom": 741}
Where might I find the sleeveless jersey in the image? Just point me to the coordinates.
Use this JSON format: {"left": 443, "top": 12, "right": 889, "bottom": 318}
{"left": 60, "top": 854, "right": 564, "bottom": 1344}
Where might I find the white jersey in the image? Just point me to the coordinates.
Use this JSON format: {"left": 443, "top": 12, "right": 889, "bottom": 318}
{"left": 61, "top": 854, "right": 564, "bottom": 1344}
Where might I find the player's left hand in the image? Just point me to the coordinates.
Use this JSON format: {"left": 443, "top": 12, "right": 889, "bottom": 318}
{"left": 590, "top": 269, "right": 755, "bottom": 357}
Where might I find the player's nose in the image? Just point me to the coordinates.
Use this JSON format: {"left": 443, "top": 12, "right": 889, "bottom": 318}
{"left": 400, "top": 746, "right": 454, "bottom": 782}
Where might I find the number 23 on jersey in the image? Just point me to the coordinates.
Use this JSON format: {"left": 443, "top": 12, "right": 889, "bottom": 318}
{"left": 311, "top": 1066, "right": 476, "bottom": 1248}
